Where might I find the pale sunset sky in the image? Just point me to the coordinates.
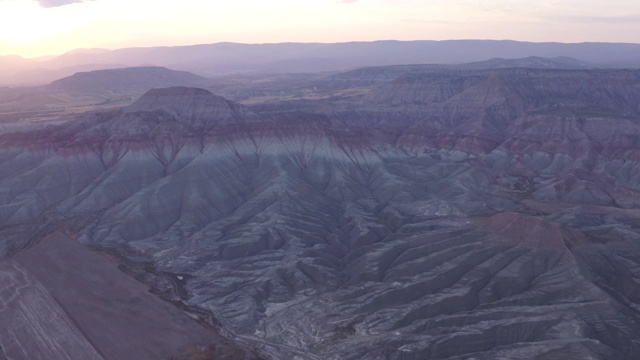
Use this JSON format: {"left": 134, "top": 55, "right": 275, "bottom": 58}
{"left": 1, "top": 0, "right": 640, "bottom": 58}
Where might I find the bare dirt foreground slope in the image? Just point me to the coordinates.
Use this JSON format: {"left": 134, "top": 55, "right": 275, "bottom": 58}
{"left": 0, "top": 231, "right": 248, "bottom": 360}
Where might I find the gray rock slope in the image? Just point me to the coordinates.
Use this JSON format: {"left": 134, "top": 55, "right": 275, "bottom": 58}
{"left": 1, "top": 74, "right": 640, "bottom": 359}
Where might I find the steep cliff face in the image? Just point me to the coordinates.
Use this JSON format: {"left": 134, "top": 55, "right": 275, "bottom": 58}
{"left": 2, "top": 70, "right": 640, "bottom": 360}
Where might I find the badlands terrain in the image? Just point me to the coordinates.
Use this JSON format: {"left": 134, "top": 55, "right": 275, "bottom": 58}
{"left": 1, "top": 44, "right": 640, "bottom": 359}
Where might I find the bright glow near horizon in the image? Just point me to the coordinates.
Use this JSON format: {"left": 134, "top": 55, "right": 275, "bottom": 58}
{"left": 1, "top": 0, "right": 640, "bottom": 58}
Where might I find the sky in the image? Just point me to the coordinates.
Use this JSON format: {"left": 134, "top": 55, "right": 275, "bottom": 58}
{"left": 1, "top": 0, "right": 640, "bottom": 58}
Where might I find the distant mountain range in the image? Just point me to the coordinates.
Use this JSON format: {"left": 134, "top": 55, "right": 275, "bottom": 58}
{"left": 0, "top": 52, "right": 627, "bottom": 116}
{"left": 49, "top": 56, "right": 592, "bottom": 95}
{"left": 316, "top": 56, "right": 595, "bottom": 89}
{"left": 0, "top": 55, "right": 598, "bottom": 113}
{"left": 3, "top": 40, "right": 640, "bottom": 85}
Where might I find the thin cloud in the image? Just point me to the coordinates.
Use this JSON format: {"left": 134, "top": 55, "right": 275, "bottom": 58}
{"left": 36, "top": 0, "right": 92, "bottom": 8}
{"left": 338, "top": 0, "right": 359, "bottom": 3}
{"left": 545, "top": 14, "right": 640, "bottom": 24}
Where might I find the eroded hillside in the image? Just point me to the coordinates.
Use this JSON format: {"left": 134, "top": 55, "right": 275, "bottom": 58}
{"left": 2, "top": 68, "right": 640, "bottom": 359}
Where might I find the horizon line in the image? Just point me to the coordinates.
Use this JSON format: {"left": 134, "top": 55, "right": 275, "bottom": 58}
{"left": 6, "top": 38, "right": 640, "bottom": 60}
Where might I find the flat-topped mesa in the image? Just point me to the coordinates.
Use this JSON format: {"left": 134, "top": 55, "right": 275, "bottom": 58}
{"left": 128, "top": 87, "right": 218, "bottom": 111}
{"left": 123, "top": 87, "right": 358, "bottom": 144}
{"left": 0, "top": 87, "right": 266, "bottom": 152}
{"left": 126, "top": 87, "right": 258, "bottom": 129}
{"left": 48, "top": 67, "right": 207, "bottom": 94}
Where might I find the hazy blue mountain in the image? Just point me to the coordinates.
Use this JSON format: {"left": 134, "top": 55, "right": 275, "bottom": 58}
{"left": 42, "top": 40, "right": 640, "bottom": 73}
{"left": 4, "top": 40, "right": 640, "bottom": 85}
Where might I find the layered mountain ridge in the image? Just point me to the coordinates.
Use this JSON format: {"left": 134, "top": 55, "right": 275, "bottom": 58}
{"left": 2, "top": 68, "right": 640, "bottom": 359}
{"left": 5, "top": 40, "right": 640, "bottom": 86}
